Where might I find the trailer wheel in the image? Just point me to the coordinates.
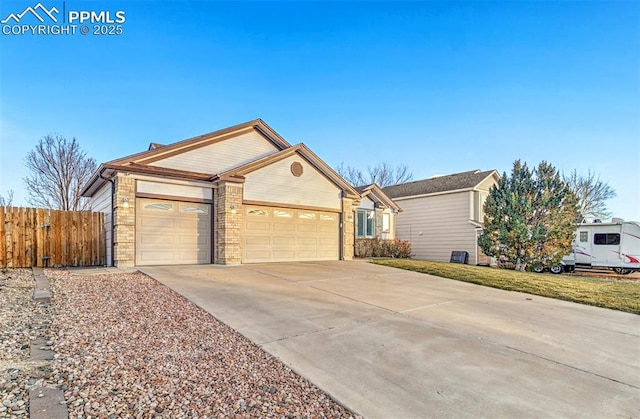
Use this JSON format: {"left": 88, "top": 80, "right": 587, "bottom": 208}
{"left": 550, "top": 265, "right": 564, "bottom": 274}
{"left": 533, "top": 265, "right": 544, "bottom": 273}
{"left": 614, "top": 268, "right": 632, "bottom": 275}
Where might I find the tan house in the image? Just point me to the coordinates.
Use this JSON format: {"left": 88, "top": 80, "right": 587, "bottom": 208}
{"left": 354, "top": 184, "right": 401, "bottom": 240}
{"left": 81, "top": 119, "right": 362, "bottom": 267}
{"left": 382, "top": 169, "right": 499, "bottom": 265}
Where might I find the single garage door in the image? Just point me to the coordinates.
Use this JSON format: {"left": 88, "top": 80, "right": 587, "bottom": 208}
{"left": 243, "top": 205, "right": 339, "bottom": 263}
{"left": 136, "top": 198, "right": 211, "bottom": 265}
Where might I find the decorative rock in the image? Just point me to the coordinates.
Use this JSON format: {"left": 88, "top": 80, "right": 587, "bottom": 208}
{"left": 2, "top": 268, "right": 361, "bottom": 419}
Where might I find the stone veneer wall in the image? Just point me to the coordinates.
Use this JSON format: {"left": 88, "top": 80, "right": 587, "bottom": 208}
{"left": 113, "top": 175, "right": 136, "bottom": 267}
{"left": 213, "top": 182, "right": 243, "bottom": 265}
{"left": 342, "top": 197, "right": 359, "bottom": 260}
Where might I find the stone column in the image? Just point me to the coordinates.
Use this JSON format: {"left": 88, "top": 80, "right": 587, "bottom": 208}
{"left": 113, "top": 175, "right": 135, "bottom": 267}
{"left": 342, "top": 197, "right": 359, "bottom": 260}
{"left": 213, "top": 181, "right": 243, "bottom": 265}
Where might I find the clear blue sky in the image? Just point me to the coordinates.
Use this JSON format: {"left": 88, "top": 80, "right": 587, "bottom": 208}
{"left": 1, "top": 1, "right": 638, "bottom": 220}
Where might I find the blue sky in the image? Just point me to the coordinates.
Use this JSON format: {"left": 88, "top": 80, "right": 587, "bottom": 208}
{"left": 1, "top": 1, "right": 638, "bottom": 220}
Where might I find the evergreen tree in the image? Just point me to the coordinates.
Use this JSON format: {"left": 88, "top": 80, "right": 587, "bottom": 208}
{"left": 478, "top": 160, "right": 579, "bottom": 271}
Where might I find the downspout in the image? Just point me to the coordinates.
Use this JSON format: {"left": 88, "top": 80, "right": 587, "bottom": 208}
{"left": 99, "top": 169, "right": 116, "bottom": 267}
{"left": 339, "top": 190, "right": 344, "bottom": 260}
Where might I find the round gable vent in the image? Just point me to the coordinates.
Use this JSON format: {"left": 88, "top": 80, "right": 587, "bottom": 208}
{"left": 291, "top": 161, "right": 303, "bottom": 177}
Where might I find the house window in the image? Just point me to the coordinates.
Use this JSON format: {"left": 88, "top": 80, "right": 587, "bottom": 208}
{"left": 594, "top": 233, "right": 620, "bottom": 245}
{"left": 356, "top": 210, "right": 375, "bottom": 238}
{"left": 382, "top": 213, "right": 390, "bottom": 233}
{"left": 299, "top": 212, "right": 316, "bottom": 220}
{"left": 579, "top": 231, "right": 588, "bottom": 242}
{"left": 320, "top": 214, "right": 336, "bottom": 221}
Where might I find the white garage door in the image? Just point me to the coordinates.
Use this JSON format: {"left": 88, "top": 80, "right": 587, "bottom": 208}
{"left": 243, "top": 205, "right": 339, "bottom": 263}
{"left": 136, "top": 198, "right": 211, "bottom": 265}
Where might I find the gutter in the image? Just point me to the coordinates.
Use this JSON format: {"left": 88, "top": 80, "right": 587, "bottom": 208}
{"left": 99, "top": 168, "right": 116, "bottom": 267}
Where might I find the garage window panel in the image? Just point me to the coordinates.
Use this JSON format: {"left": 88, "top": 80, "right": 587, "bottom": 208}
{"left": 143, "top": 203, "right": 174, "bottom": 212}
{"left": 274, "top": 210, "right": 293, "bottom": 218}
{"left": 179, "top": 204, "right": 209, "bottom": 214}
{"left": 247, "top": 209, "right": 269, "bottom": 216}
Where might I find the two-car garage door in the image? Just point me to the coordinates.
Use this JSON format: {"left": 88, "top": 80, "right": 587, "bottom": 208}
{"left": 242, "top": 205, "right": 339, "bottom": 263}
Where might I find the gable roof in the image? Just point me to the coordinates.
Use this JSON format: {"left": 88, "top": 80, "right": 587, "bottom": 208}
{"left": 382, "top": 169, "right": 498, "bottom": 199}
{"left": 81, "top": 119, "right": 359, "bottom": 199}
{"left": 355, "top": 183, "right": 402, "bottom": 212}
{"left": 217, "top": 144, "right": 360, "bottom": 198}
{"left": 107, "top": 118, "right": 291, "bottom": 166}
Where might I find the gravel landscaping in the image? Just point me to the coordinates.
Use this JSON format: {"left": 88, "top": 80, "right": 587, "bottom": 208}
{"left": 42, "top": 268, "right": 358, "bottom": 418}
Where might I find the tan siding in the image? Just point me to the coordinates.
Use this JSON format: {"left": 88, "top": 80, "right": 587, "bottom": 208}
{"left": 92, "top": 183, "right": 112, "bottom": 265}
{"left": 476, "top": 174, "right": 498, "bottom": 192}
{"left": 395, "top": 192, "right": 477, "bottom": 262}
{"left": 475, "top": 175, "right": 497, "bottom": 222}
{"left": 137, "top": 180, "right": 212, "bottom": 200}
{"left": 383, "top": 209, "right": 395, "bottom": 240}
{"left": 243, "top": 155, "right": 341, "bottom": 210}
{"left": 149, "top": 131, "right": 278, "bottom": 174}
{"left": 358, "top": 196, "right": 375, "bottom": 210}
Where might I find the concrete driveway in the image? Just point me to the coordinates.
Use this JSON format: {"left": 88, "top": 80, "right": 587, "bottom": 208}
{"left": 141, "top": 261, "right": 640, "bottom": 418}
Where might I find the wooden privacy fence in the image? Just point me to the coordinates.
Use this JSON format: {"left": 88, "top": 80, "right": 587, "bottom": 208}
{"left": 0, "top": 207, "right": 105, "bottom": 268}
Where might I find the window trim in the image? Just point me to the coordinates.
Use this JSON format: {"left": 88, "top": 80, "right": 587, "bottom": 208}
{"left": 382, "top": 213, "right": 390, "bottom": 233}
{"left": 356, "top": 209, "right": 375, "bottom": 238}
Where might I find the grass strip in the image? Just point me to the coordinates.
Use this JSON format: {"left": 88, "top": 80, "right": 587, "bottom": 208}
{"left": 372, "top": 259, "right": 640, "bottom": 314}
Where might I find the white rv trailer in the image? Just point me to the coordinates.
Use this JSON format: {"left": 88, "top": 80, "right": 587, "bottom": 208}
{"left": 558, "top": 219, "right": 640, "bottom": 275}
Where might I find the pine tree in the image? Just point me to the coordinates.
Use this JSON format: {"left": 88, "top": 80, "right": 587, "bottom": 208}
{"left": 478, "top": 160, "right": 579, "bottom": 271}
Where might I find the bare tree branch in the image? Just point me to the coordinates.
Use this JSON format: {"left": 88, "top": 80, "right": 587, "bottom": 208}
{"left": 0, "top": 190, "right": 14, "bottom": 207}
{"left": 23, "top": 135, "right": 97, "bottom": 210}
{"left": 564, "top": 169, "right": 616, "bottom": 222}
{"left": 336, "top": 162, "right": 413, "bottom": 187}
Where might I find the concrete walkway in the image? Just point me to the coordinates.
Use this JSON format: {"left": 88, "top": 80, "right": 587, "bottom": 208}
{"left": 141, "top": 261, "right": 640, "bottom": 418}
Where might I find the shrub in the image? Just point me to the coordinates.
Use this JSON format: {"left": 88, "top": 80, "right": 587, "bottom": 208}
{"left": 355, "top": 238, "right": 412, "bottom": 258}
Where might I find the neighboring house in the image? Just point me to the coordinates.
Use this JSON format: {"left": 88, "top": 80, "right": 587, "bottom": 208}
{"left": 354, "top": 184, "right": 401, "bottom": 240}
{"left": 81, "top": 119, "right": 362, "bottom": 267}
{"left": 382, "top": 169, "right": 500, "bottom": 265}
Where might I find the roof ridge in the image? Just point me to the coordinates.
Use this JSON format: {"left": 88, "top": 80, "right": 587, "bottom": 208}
{"left": 382, "top": 169, "right": 497, "bottom": 199}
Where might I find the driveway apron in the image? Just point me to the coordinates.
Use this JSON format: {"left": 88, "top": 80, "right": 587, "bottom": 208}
{"left": 141, "top": 261, "right": 640, "bottom": 418}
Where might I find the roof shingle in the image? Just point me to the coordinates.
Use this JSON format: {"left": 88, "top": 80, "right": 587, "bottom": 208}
{"left": 382, "top": 169, "right": 497, "bottom": 199}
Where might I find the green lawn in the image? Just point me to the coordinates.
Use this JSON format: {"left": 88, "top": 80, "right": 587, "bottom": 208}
{"left": 372, "top": 259, "right": 640, "bottom": 314}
